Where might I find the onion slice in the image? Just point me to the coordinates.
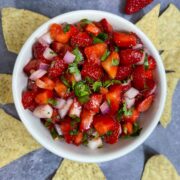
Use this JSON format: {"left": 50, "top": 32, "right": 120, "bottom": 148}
{"left": 38, "top": 32, "right": 53, "bottom": 45}
{"left": 124, "top": 87, "right": 139, "bottom": 99}
{"left": 30, "top": 69, "right": 47, "bottom": 80}
{"left": 54, "top": 98, "right": 66, "bottom": 109}
{"left": 100, "top": 101, "right": 110, "bottom": 114}
{"left": 43, "top": 47, "right": 57, "bottom": 60}
{"left": 87, "top": 137, "right": 103, "bottom": 149}
{"left": 33, "top": 105, "right": 53, "bottom": 118}
{"left": 39, "top": 63, "right": 49, "bottom": 70}
{"left": 63, "top": 51, "right": 76, "bottom": 64}
{"left": 55, "top": 124, "right": 63, "bottom": 136}
{"left": 125, "top": 97, "right": 135, "bottom": 109}
{"left": 133, "top": 44, "right": 143, "bottom": 50}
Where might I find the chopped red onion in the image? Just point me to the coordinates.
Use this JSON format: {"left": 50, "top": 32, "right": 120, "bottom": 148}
{"left": 100, "top": 101, "right": 110, "bottom": 114}
{"left": 43, "top": 47, "right": 57, "bottom": 60}
{"left": 58, "top": 98, "right": 73, "bottom": 119}
{"left": 54, "top": 98, "right": 66, "bottom": 109}
{"left": 54, "top": 124, "right": 62, "bottom": 136}
{"left": 124, "top": 87, "right": 139, "bottom": 99}
{"left": 69, "top": 99, "right": 82, "bottom": 118}
{"left": 136, "top": 51, "right": 145, "bottom": 65}
{"left": 132, "top": 44, "right": 143, "bottom": 50}
{"left": 125, "top": 97, "right": 135, "bottom": 109}
{"left": 39, "top": 63, "right": 49, "bottom": 70}
{"left": 63, "top": 51, "right": 76, "bottom": 64}
{"left": 74, "top": 73, "right": 82, "bottom": 82}
{"left": 38, "top": 32, "right": 53, "bottom": 45}
{"left": 30, "top": 69, "right": 47, "bottom": 80}
{"left": 33, "top": 104, "right": 53, "bottom": 118}
{"left": 87, "top": 137, "right": 103, "bottom": 149}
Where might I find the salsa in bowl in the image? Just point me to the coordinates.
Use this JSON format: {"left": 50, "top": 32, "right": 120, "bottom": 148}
{"left": 13, "top": 10, "right": 166, "bottom": 162}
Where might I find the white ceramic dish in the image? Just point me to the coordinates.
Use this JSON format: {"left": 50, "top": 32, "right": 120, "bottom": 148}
{"left": 13, "top": 10, "right": 166, "bottom": 163}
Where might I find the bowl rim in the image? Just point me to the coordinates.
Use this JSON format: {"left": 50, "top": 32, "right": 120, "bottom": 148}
{"left": 12, "top": 9, "right": 167, "bottom": 163}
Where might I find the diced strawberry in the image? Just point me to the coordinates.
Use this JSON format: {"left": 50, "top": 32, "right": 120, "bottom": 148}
{"left": 81, "top": 62, "right": 103, "bottom": 81}
{"left": 93, "top": 114, "right": 115, "bottom": 135}
{"left": 145, "top": 69, "right": 153, "bottom": 80}
{"left": 105, "top": 121, "right": 121, "bottom": 144}
{"left": 106, "top": 84, "right": 122, "bottom": 115}
{"left": 132, "top": 65, "right": 146, "bottom": 90}
{"left": 69, "top": 98, "right": 82, "bottom": 118}
{"left": 142, "top": 79, "right": 156, "bottom": 97}
{"left": 148, "top": 55, "right": 156, "bottom": 70}
{"left": 101, "top": 51, "right": 120, "bottom": 79}
{"left": 51, "top": 109, "right": 61, "bottom": 123}
{"left": 121, "top": 82, "right": 132, "bottom": 93}
{"left": 80, "top": 109, "right": 95, "bottom": 132}
{"left": 125, "top": 0, "right": 153, "bottom": 14}
{"left": 23, "top": 60, "right": 40, "bottom": 75}
{"left": 36, "top": 76, "right": 55, "bottom": 90}
{"left": 54, "top": 80, "right": 67, "bottom": 98}
{"left": 123, "top": 122, "right": 133, "bottom": 135}
{"left": 69, "top": 25, "right": 79, "bottom": 36}
{"left": 22, "top": 90, "right": 36, "bottom": 110}
{"left": 33, "top": 42, "right": 49, "bottom": 64}
{"left": 100, "top": 18, "right": 113, "bottom": 33}
{"left": 120, "top": 49, "right": 143, "bottom": 65}
{"left": 49, "top": 23, "right": 62, "bottom": 39}
{"left": 84, "top": 94, "right": 103, "bottom": 113}
{"left": 50, "top": 41, "right": 64, "bottom": 53}
{"left": 137, "top": 95, "right": 154, "bottom": 112}
{"left": 86, "top": 23, "right": 101, "bottom": 36}
{"left": 113, "top": 32, "right": 137, "bottom": 47}
{"left": 74, "top": 132, "right": 83, "bottom": 145}
{"left": 116, "top": 66, "right": 132, "bottom": 80}
{"left": 27, "top": 79, "right": 39, "bottom": 92}
{"left": 100, "top": 87, "right": 108, "bottom": 95}
{"left": 35, "top": 90, "right": 53, "bottom": 105}
{"left": 48, "top": 56, "right": 67, "bottom": 78}
{"left": 123, "top": 109, "right": 140, "bottom": 123}
{"left": 84, "top": 43, "right": 107, "bottom": 64}
{"left": 70, "top": 32, "right": 93, "bottom": 47}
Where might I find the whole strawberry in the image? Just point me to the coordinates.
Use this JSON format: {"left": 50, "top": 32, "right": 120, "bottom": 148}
{"left": 125, "top": 0, "right": 153, "bottom": 14}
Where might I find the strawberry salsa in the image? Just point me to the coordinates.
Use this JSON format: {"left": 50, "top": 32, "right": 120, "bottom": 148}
{"left": 22, "top": 18, "right": 157, "bottom": 149}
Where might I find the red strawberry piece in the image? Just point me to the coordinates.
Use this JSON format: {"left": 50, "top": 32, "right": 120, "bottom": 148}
{"left": 132, "top": 65, "right": 146, "bottom": 90}
{"left": 51, "top": 109, "right": 61, "bottom": 123}
{"left": 33, "top": 42, "right": 49, "bottom": 64}
{"left": 81, "top": 62, "right": 103, "bottom": 81}
{"left": 148, "top": 55, "right": 156, "bottom": 70}
{"left": 106, "top": 84, "right": 122, "bottom": 115}
{"left": 69, "top": 98, "right": 82, "bottom": 118}
{"left": 116, "top": 65, "right": 132, "bottom": 81}
{"left": 70, "top": 32, "right": 93, "bottom": 47}
{"left": 121, "top": 82, "right": 132, "bottom": 93}
{"left": 120, "top": 49, "right": 143, "bottom": 65}
{"left": 36, "top": 76, "right": 55, "bottom": 90}
{"left": 23, "top": 59, "right": 40, "bottom": 75}
{"left": 84, "top": 94, "right": 103, "bottom": 113}
{"left": 50, "top": 41, "right": 64, "bottom": 53}
{"left": 113, "top": 32, "right": 137, "bottom": 47}
{"left": 86, "top": 23, "right": 101, "bottom": 36}
{"left": 122, "top": 109, "right": 140, "bottom": 123}
{"left": 137, "top": 95, "right": 154, "bottom": 112}
{"left": 35, "top": 90, "right": 53, "bottom": 105}
{"left": 93, "top": 114, "right": 115, "bottom": 135}
{"left": 27, "top": 79, "right": 39, "bottom": 92}
{"left": 48, "top": 56, "right": 67, "bottom": 78}
{"left": 80, "top": 109, "right": 95, "bottom": 132}
{"left": 142, "top": 79, "right": 156, "bottom": 97}
{"left": 74, "top": 132, "right": 83, "bottom": 146}
{"left": 125, "top": 0, "right": 153, "bottom": 14}
{"left": 69, "top": 25, "right": 79, "bottom": 36}
{"left": 100, "top": 18, "right": 113, "bottom": 33}
{"left": 105, "top": 121, "right": 121, "bottom": 144}
{"left": 84, "top": 43, "right": 107, "bottom": 64}
{"left": 22, "top": 90, "right": 37, "bottom": 110}
{"left": 145, "top": 69, "right": 153, "bottom": 80}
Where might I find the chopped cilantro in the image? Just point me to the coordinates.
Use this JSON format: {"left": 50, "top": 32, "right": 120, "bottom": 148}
{"left": 92, "top": 81, "right": 102, "bottom": 92}
{"left": 144, "top": 53, "right": 149, "bottom": 70}
{"left": 114, "top": 46, "right": 119, "bottom": 52}
{"left": 70, "top": 129, "right": 78, "bottom": 135}
{"left": 107, "top": 98, "right": 111, "bottom": 106}
{"left": 85, "top": 77, "right": 95, "bottom": 84}
{"left": 78, "top": 95, "right": 90, "bottom": 104}
{"left": 68, "top": 63, "right": 80, "bottom": 75}
{"left": 93, "top": 37, "right": 104, "bottom": 44}
{"left": 123, "top": 102, "right": 132, "bottom": 116}
{"left": 116, "top": 108, "right": 124, "bottom": 121}
{"left": 80, "top": 19, "right": 92, "bottom": 24}
{"left": 48, "top": 98, "right": 57, "bottom": 106}
{"left": 74, "top": 81, "right": 91, "bottom": 97}
{"left": 101, "top": 50, "right": 110, "bottom": 61}
{"left": 97, "top": 33, "right": 108, "bottom": 41}
{"left": 50, "top": 128, "right": 58, "bottom": 139}
{"left": 63, "top": 24, "right": 70, "bottom": 33}
{"left": 106, "top": 130, "right": 113, "bottom": 136}
{"left": 72, "top": 47, "right": 84, "bottom": 63}
{"left": 111, "top": 59, "right": 119, "bottom": 66}
{"left": 46, "top": 118, "right": 52, "bottom": 123}
{"left": 131, "top": 123, "right": 142, "bottom": 137}
{"left": 61, "top": 76, "right": 70, "bottom": 87}
{"left": 103, "top": 79, "right": 121, "bottom": 88}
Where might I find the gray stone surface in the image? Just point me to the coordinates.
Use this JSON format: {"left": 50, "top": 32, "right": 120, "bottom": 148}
{"left": 0, "top": 0, "right": 180, "bottom": 180}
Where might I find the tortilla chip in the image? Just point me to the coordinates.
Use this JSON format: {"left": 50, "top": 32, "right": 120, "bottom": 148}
{"left": 0, "top": 74, "right": 13, "bottom": 104}
{"left": 0, "top": 109, "right": 41, "bottom": 167}
{"left": 2, "top": 7, "right": 49, "bottom": 54}
{"left": 158, "top": 4, "right": 180, "bottom": 50}
{"left": 141, "top": 155, "right": 179, "bottom": 180}
{"left": 161, "top": 49, "right": 180, "bottom": 78}
{"left": 160, "top": 74, "right": 178, "bottom": 128}
{"left": 53, "top": 159, "right": 106, "bottom": 180}
{"left": 136, "top": 4, "right": 160, "bottom": 49}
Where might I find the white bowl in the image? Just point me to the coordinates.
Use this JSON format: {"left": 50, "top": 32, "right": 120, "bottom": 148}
{"left": 13, "top": 10, "right": 166, "bottom": 163}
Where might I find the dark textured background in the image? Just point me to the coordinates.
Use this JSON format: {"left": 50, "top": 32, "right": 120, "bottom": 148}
{"left": 0, "top": 0, "right": 180, "bottom": 180}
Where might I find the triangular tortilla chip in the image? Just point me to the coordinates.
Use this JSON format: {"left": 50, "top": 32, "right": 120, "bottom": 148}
{"left": 0, "top": 74, "right": 13, "bottom": 104}
{"left": 158, "top": 4, "right": 180, "bottom": 50}
{"left": 141, "top": 155, "right": 180, "bottom": 180}
{"left": 0, "top": 109, "right": 41, "bottom": 167}
{"left": 136, "top": 4, "right": 160, "bottom": 49}
{"left": 53, "top": 159, "right": 106, "bottom": 180}
{"left": 2, "top": 7, "right": 49, "bottom": 54}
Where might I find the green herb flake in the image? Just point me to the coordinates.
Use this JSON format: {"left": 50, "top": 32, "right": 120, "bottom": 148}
{"left": 97, "top": 33, "right": 108, "bottom": 41}
{"left": 82, "top": 133, "right": 88, "bottom": 145}
{"left": 123, "top": 102, "right": 132, "bottom": 116}
{"left": 106, "top": 130, "right": 113, "bottom": 136}
{"left": 72, "top": 47, "right": 84, "bottom": 63}
{"left": 70, "top": 129, "right": 78, "bottom": 135}
{"left": 92, "top": 81, "right": 102, "bottom": 92}
{"left": 48, "top": 98, "right": 57, "bottom": 106}
{"left": 80, "top": 19, "right": 92, "bottom": 24}
{"left": 117, "top": 108, "right": 124, "bottom": 121}
{"left": 114, "top": 46, "right": 119, "bottom": 52}
{"left": 74, "top": 81, "right": 90, "bottom": 97}
{"left": 111, "top": 59, "right": 119, "bottom": 66}
{"left": 68, "top": 63, "right": 80, "bottom": 75}
{"left": 63, "top": 24, "right": 70, "bottom": 33}
{"left": 78, "top": 95, "right": 90, "bottom": 104}
{"left": 50, "top": 128, "right": 58, "bottom": 139}
{"left": 103, "top": 79, "right": 121, "bottom": 88}
{"left": 46, "top": 118, "right": 52, "bottom": 123}
{"left": 85, "top": 77, "right": 95, "bottom": 84}
{"left": 61, "top": 76, "right": 70, "bottom": 87}
{"left": 107, "top": 98, "right": 111, "bottom": 106}
{"left": 93, "top": 37, "right": 104, "bottom": 44}
{"left": 131, "top": 123, "right": 142, "bottom": 137}
{"left": 144, "top": 53, "right": 149, "bottom": 70}
{"left": 101, "top": 50, "right": 110, "bottom": 61}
